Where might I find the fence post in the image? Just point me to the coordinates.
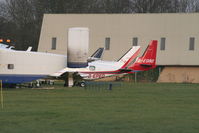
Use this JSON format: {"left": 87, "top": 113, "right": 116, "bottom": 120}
{"left": 135, "top": 73, "right": 137, "bottom": 83}
{"left": 0, "top": 80, "right": 3, "bottom": 109}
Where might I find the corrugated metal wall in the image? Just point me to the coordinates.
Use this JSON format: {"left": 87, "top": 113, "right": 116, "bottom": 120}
{"left": 38, "top": 13, "right": 199, "bottom": 66}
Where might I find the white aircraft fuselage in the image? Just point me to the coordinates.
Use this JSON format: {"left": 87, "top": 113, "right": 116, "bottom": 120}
{"left": 79, "top": 60, "right": 129, "bottom": 80}
{"left": 0, "top": 43, "right": 67, "bottom": 84}
{"left": 51, "top": 46, "right": 141, "bottom": 80}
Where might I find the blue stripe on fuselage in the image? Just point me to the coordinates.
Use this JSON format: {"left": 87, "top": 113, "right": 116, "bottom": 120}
{"left": 0, "top": 74, "right": 47, "bottom": 84}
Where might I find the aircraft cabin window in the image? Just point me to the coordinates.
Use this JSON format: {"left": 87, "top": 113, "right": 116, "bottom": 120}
{"left": 8, "top": 64, "right": 14, "bottom": 69}
{"left": 89, "top": 66, "right": 95, "bottom": 71}
{"left": 160, "top": 38, "right": 166, "bottom": 50}
{"left": 132, "top": 37, "right": 138, "bottom": 46}
{"left": 105, "top": 37, "right": 110, "bottom": 50}
{"left": 189, "top": 37, "right": 195, "bottom": 51}
{"left": 51, "top": 37, "right": 57, "bottom": 50}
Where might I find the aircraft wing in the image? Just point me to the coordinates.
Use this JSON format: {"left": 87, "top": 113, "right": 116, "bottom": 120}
{"left": 50, "top": 67, "right": 89, "bottom": 77}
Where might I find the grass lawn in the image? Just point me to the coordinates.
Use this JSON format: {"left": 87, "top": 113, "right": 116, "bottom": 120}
{"left": 0, "top": 83, "right": 199, "bottom": 133}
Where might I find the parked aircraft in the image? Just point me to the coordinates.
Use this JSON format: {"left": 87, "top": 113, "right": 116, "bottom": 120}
{"left": 0, "top": 40, "right": 157, "bottom": 87}
{"left": 0, "top": 42, "right": 103, "bottom": 86}
{"left": 51, "top": 40, "right": 158, "bottom": 82}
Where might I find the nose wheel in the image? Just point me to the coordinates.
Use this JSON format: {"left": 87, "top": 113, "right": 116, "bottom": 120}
{"left": 74, "top": 81, "right": 86, "bottom": 87}
{"left": 79, "top": 82, "right": 86, "bottom": 87}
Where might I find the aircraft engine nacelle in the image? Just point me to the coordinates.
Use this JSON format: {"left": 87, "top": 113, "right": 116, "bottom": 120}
{"left": 67, "top": 27, "right": 89, "bottom": 68}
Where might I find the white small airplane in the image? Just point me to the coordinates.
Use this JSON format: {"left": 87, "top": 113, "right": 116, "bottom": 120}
{"left": 51, "top": 40, "right": 158, "bottom": 83}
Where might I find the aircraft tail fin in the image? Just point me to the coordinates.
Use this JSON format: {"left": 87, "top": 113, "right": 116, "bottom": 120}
{"left": 87, "top": 48, "right": 104, "bottom": 62}
{"left": 128, "top": 40, "right": 158, "bottom": 71}
{"left": 118, "top": 46, "right": 141, "bottom": 69}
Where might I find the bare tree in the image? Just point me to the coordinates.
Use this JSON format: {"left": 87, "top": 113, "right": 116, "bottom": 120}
{"left": 195, "top": 0, "right": 199, "bottom": 12}
{"left": 131, "top": 0, "right": 177, "bottom": 13}
{"left": 98, "top": 0, "right": 132, "bottom": 13}
{"left": 0, "top": 1, "right": 7, "bottom": 18}
{"left": 0, "top": 1, "right": 17, "bottom": 44}
{"left": 1, "top": 0, "right": 198, "bottom": 51}
{"left": 131, "top": 0, "right": 199, "bottom": 13}
{"left": 187, "top": 0, "right": 199, "bottom": 12}
{"left": 5, "top": 0, "right": 38, "bottom": 50}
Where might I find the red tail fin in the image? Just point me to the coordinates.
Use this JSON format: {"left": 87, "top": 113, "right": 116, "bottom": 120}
{"left": 129, "top": 40, "right": 158, "bottom": 71}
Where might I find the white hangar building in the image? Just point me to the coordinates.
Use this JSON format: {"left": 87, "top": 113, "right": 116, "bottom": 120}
{"left": 38, "top": 13, "right": 199, "bottom": 83}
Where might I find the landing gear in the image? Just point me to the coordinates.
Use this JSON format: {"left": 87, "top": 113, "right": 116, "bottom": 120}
{"left": 74, "top": 81, "right": 86, "bottom": 87}
{"left": 79, "top": 82, "right": 86, "bottom": 87}
{"left": 28, "top": 81, "right": 41, "bottom": 88}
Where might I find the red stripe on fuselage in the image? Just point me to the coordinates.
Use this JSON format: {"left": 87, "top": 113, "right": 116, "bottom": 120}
{"left": 79, "top": 70, "right": 122, "bottom": 74}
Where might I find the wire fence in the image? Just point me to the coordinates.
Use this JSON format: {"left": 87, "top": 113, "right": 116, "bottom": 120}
{"left": 84, "top": 81, "right": 124, "bottom": 91}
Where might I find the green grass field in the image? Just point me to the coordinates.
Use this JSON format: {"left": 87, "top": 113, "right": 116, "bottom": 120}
{"left": 0, "top": 83, "right": 199, "bottom": 133}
